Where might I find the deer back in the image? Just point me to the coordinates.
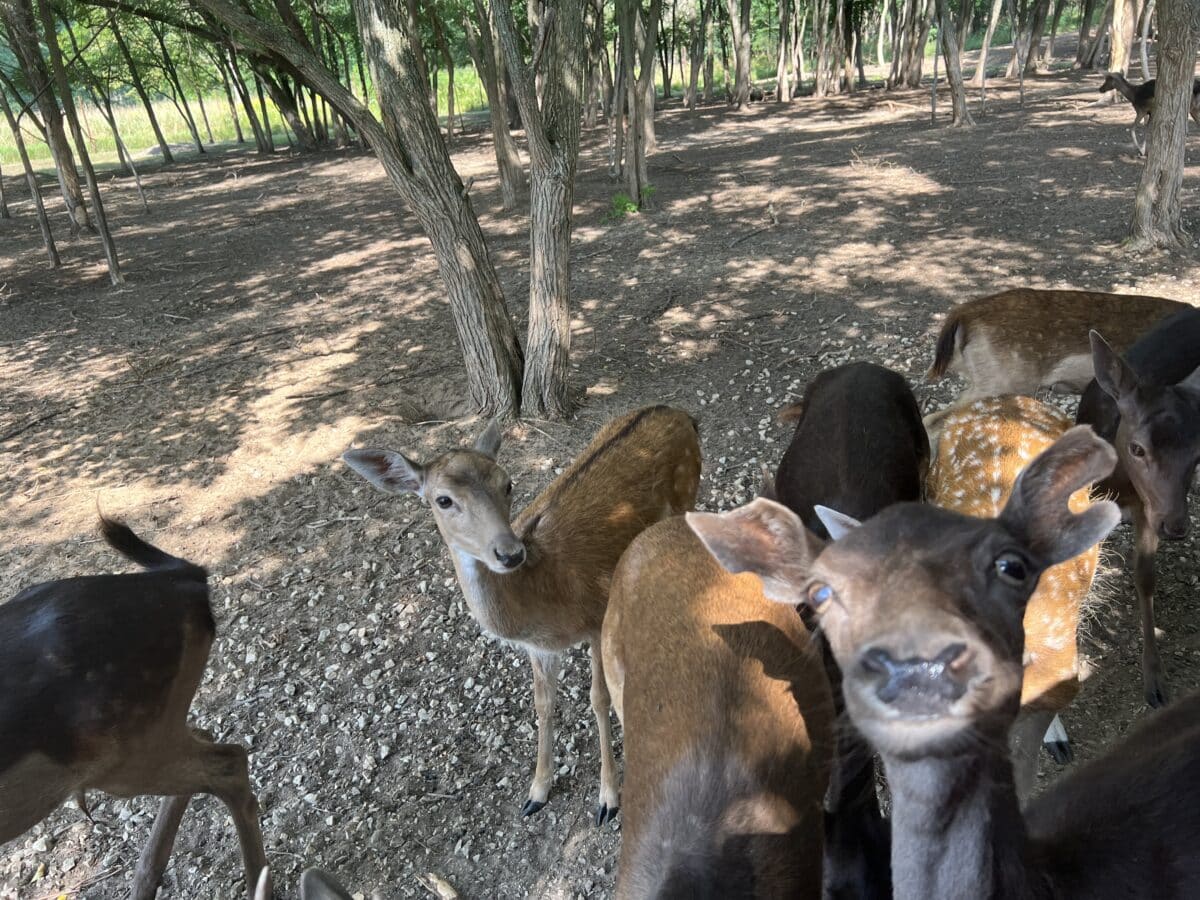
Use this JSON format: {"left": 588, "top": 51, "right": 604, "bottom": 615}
{"left": 608, "top": 517, "right": 833, "bottom": 899}
{"left": 928, "top": 396, "right": 1099, "bottom": 711}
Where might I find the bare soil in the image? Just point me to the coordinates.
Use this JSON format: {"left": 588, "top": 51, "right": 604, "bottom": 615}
{"left": 1, "top": 69, "right": 1199, "bottom": 900}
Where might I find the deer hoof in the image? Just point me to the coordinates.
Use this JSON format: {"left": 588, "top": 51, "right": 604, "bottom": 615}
{"left": 594, "top": 803, "right": 619, "bottom": 827}
{"left": 521, "top": 799, "right": 547, "bottom": 818}
{"left": 1145, "top": 680, "right": 1168, "bottom": 709}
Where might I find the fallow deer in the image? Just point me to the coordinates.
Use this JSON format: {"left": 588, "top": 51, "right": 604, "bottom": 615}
{"left": 0, "top": 518, "right": 268, "bottom": 900}
{"left": 1076, "top": 308, "right": 1200, "bottom": 707}
{"left": 602, "top": 516, "right": 833, "bottom": 898}
{"left": 925, "top": 288, "right": 1187, "bottom": 428}
{"left": 343, "top": 407, "right": 701, "bottom": 822}
{"left": 1099, "top": 73, "right": 1200, "bottom": 155}
{"left": 688, "top": 429, "right": 1200, "bottom": 900}
{"left": 927, "top": 395, "right": 1103, "bottom": 801}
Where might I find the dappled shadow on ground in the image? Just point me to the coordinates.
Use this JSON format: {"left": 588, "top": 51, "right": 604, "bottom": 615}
{"left": 0, "top": 66, "right": 1198, "bottom": 898}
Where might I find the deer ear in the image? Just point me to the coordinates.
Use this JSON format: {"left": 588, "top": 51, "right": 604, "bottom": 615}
{"left": 813, "top": 505, "right": 862, "bottom": 541}
{"left": 343, "top": 448, "right": 425, "bottom": 497}
{"left": 474, "top": 419, "right": 504, "bottom": 459}
{"left": 1090, "top": 330, "right": 1139, "bottom": 406}
{"left": 686, "top": 499, "right": 824, "bottom": 606}
{"left": 1000, "top": 426, "right": 1121, "bottom": 567}
{"left": 300, "top": 868, "right": 354, "bottom": 900}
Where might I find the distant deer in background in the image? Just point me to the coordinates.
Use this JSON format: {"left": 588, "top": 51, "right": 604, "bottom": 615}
{"left": 604, "top": 516, "right": 833, "bottom": 898}
{"left": 1099, "top": 73, "right": 1200, "bottom": 155}
{"left": 0, "top": 518, "right": 268, "bottom": 900}
{"left": 1076, "top": 308, "right": 1200, "bottom": 707}
{"left": 924, "top": 288, "right": 1187, "bottom": 429}
{"left": 343, "top": 407, "right": 701, "bottom": 823}
{"left": 926, "top": 395, "right": 1105, "bottom": 800}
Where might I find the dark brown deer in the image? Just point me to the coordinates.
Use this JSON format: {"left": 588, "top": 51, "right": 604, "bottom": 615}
{"left": 1076, "top": 307, "right": 1200, "bottom": 707}
{"left": 1099, "top": 73, "right": 1200, "bottom": 155}
{"left": 769, "top": 361, "right": 928, "bottom": 900}
{"left": 687, "top": 429, "right": 1200, "bottom": 900}
{"left": 0, "top": 518, "right": 268, "bottom": 899}
{"left": 602, "top": 516, "right": 833, "bottom": 898}
{"left": 924, "top": 288, "right": 1187, "bottom": 427}
{"left": 343, "top": 407, "right": 701, "bottom": 822}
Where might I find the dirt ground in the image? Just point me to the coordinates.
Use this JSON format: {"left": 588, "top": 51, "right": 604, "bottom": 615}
{"left": 2, "top": 66, "right": 1200, "bottom": 899}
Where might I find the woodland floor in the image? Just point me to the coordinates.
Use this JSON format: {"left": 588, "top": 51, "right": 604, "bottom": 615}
{"left": 2, "top": 64, "right": 1200, "bottom": 900}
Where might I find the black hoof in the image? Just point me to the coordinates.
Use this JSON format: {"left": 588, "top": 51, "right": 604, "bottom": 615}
{"left": 521, "top": 799, "right": 546, "bottom": 818}
{"left": 594, "top": 803, "right": 620, "bottom": 827}
{"left": 1044, "top": 740, "right": 1073, "bottom": 765}
{"left": 1146, "top": 684, "right": 1169, "bottom": 709}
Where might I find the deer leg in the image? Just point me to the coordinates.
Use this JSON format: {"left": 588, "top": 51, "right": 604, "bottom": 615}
{"left": 523, "top": 650, "right": 561, "bottom": 817}
{"left": 130, "top": 795, "right": 192, "bottom": 900}
{"left": 1134, "top": 519, "right": 1166, "bottom": 708}
{"left": 589, "top": 645, "right": 620, "bottom": 826}
{"left": 1009, "top": 707, "right": 1054, "bottom": 806}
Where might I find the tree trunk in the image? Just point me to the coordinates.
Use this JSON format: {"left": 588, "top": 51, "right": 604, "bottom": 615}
{"left": 777, "top": 0, "right": 793, "bottom": 102}
{"left": 1076, "top": 0, "right": 1101, "bottom": 64}
{"left": 878, "top": 0, "right": 891, "bottom": 63}
{"left": 492, "top": 0, "right": 586, "bottom": 419}
{"left": 0, "top": 87, "right": 58, "bottom": 264}
{"left": 217, "top": 56, "right": 246, "bottom": 142}
{"left": 153, "top": 26, "right": 206, "bottom": 153}
{"left": 970, "top": 0, "right": 1005, "bottom": 87}
{"left": 255, "top": 66, "right": 318, "bottom": 148}
{"left": 465, "top": 0, "right": 524, "bottom": 208}
{"left": 1127, "top": 0, "right": 1198, "bottom": 249}
{"left": 1022, "top": 0, "right": 1052, "bottom": 72}
{"left": 1138, "top": 0, "right": 1156, "bottom": 76}
{"left": 936, "top": 0, "right": 975, "bottom": 124}
{"left": 431, "top": 8, "right": 455, "bottom": 144}
{"left": 0, "top": 158, "right": 8, "bottom": 219}
{"left": 254, "top": 73, "right": 277, "bottom": 150}
{"left": 111, "top": 19, "right": 173, "bottom": 162}
{"left": 1042, "top": 0, "right": 1066, "bottom": 67}
{"left": 704, "top": 0, "right": 716, "bottom": 98}
{"left": 1110, "top": 0, "right": 1138, "bottom": 74}
{"left": 196, "top": 90, "right": 216, "bottom": 143}
{"left": 36, "top": 0, "right": 121, "bottom": 283}
{"left": 1082, "top": 0, "right": 1115, "bottom": 68}
{"left": 725, "top": 0, "right": 752, "bottom": 106}
{"left": 1, "top": 2, "right": 91, "bottom": 233}
{"left": 227, "top": 48, "right": 271, "bottom": 152}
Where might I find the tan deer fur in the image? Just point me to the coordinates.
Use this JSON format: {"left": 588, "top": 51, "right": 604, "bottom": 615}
{"left": 926, "top": 395, "right": 1101, "bottom": 801}
{"left": 343, "top": 406, "right": 701, "bottom": 820}
{"left": 602, "top": 517, "right": 832, "bottom": 898}
{"left": 925, "top": 289, "right": 1187, "bottom": 424}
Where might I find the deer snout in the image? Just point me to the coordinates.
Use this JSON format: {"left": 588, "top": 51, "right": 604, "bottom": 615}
{"left": 493, "top": 542, "right": 527, "bottom": 570}
{"left": 859, "top": 642, "right": 972, "bottom": 715}
{"left": 1159, "top": 515, "right": 1190, "bottom": 541}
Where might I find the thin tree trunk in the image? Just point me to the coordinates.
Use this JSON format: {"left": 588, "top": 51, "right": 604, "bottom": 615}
{"left": 1005, "top": 0, "right": 1027, "bottom": 104}
{"left": 704, "top": 0, "right": 716, "bottom": 98}
{"left": 466, "top": 0, "right": 525, "bottom": 208}
{"left": 1110, "top": 0, "right": 1138, "bottom": 74}
{"left": 431, "top": 8, "right": 455, "bottom": 144}
{"left": 196, "top": 90, "right": 216, "bottom": 142}
{"left": 1138, "top": 0, "right": 1156, "bottom": 76}
{"left": 936, "top": 0, "right": 975, "bottom": 124}
{"left": 254, "top": 73, "right": 276, "bottom": 151}
{"left": 777, "top": 0, "right": 793, "bottom": 102}
{"left": 0, "top": 87, "right": 58, "bottom": 264}
{"left": 878, "top": 0, "right": 891, "bottom": 63}
{"left": 0, "top": 158, "right": 8, "bottom": 219}
{"left": 725, "top": 0, "right": 752, "bottom": 106}
{"left": 970, "top": 0, "right": 1005, "bottom": 87}
{"left": 111, "top": 19, "right": 173, "bottom": 162}
{"left": 36, "top": 0, "right": 121, "bottom": 283}
{"left": 1022, "top": 0, "right": 1052, "bottom": 72}
{"left": 153, "top": 26, "right": 205, "bottom": 152}
{"left": 1127, "top": 0, "right": 1197, "bottom": 249}
{"left": 227, "top": 48, "right": 270, "bottom": 152}
{"left": 1042, "top": 0, "right": 1066, "bottom": 67}
{"left": 1075, "top": 0, "right": 1101, "bottom": 63}
{"left": 217, "top": 55, "right": 245, "bottom": 142}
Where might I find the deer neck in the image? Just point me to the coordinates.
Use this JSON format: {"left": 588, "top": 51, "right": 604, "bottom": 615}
{"left": 449, "top": 545, "right": 539, "bottom": 642}
{"left": 881, "top": 737, "right": 1050, "bottom": 900}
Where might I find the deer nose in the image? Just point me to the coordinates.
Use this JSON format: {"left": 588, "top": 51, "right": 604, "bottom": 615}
{"left": 1160, "top": 518, "right": 1190, "bottom": 540}
{"left": 860, "top": 642, "right": 971, "bottom": 714}
{"left": 494, "top": 546, "right": 526, "bottom": 570}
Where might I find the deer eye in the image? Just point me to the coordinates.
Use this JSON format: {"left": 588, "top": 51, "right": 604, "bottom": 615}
{"left": 994, "top": 553, "right": 1029, "bottom": 585}
{"left": 435, "top": 496, "right": 453, "bottom": 509}
{"left": 1128, "top": 442, "right": 1147, "bottom": 459}
{"left": 807, "top": 583, "right": 834, "bottom": 609}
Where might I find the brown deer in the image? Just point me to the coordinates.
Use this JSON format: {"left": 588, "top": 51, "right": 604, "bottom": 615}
{"left": 925, "top": 288, "right": 1187, "bottom": 427}
{"left": 1099, "top": 73, "right": 1200, "bottom": 155}
{"left": 687, "top": 429, "right": 1200, "bottom": 900}
{"left": 0, "top": 518, "right": 268, "bottom": 900}
{"left": 601, "top": 516, "right": 833, "bottom": 898}
{"left": 925, "top": 395, "right": 1103, "bottom": 801}
{"left": 343, "top": 407, "right": 701, "bottom": 822}
{"left": 1076, "top": 308, "right": 1200, "bottom": 707}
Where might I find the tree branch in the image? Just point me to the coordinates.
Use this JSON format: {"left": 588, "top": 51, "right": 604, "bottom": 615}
{"left": 489, "top": 0, "right": 550, "bottom": 161}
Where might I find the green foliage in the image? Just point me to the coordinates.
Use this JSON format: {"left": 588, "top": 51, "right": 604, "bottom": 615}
{"left": 608, "top": 191, "right": 640, "bottom": 219}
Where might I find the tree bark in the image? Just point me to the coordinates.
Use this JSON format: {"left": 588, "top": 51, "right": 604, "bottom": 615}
{"left": 1075, "top": 0, "right": 1101, "bottom": 64}
{"left": 616, "top": 0, "right": 662, "bottom": 205}
{"left": 36, "top": 0, "right": 122, "bottom": 283}
{"left": 227, "top": 47, "right": 271, "bottom": 152}
{"left": 465, "top": 0, "right": 525, "bottom": 209}
{"left": 936, "top": 0, "right": 975, "bottom": 124}
{"left": 152, "top": 24, "right": 205, "bottom": 152}
{"left": 1138, "top": 0, "right": 1156, "bottom": 76}
{"left": 216, "top": 53, "right": 245, "bottom": 142}
{"left": 969, "top": 0, "right": 1005, "bottom": 87}
{"left": 1127, "top": 0, "right": 1198, "bottom": 249}
{"left": 0, "top": 87, "right": 58, "bottom": 264}
{"left": 1042, "top": 0, "right": 1066, "bottom": 68}
{"left": 111, "top": 18, "right": 173, "bottom": 162}
{"left": 1110, "top": 0, "right": 1138, "bottom": 74}
{"left": 1, "top": 2, "right": 91, "bottom": 232}
{"left": 725, "top": 0, "right": 752, "bottom": 106}
{"left": 776, "top": 0, "right": 793, "bottom": 102}
{"left": 1081, "top": 0, "right": 1115, "bottom": 68}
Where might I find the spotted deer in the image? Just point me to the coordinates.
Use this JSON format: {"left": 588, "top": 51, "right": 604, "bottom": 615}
{"left": 926, "top": 395, "right": 1103, "bottom": 801}
{"left": 685, "top": 430, "right": 1200, "bottom": 900}
{"left": 602, "top": 516, "right": 833, "bottom": 898}
{"left": 925, "top": 288, "right": 1187, "bottom": 427}
{"left": 343, "top": 407, "right": 701, "bottom": 822}
{"left": 0, "top": 518, "right": 268, "bottom": 900}
{"left": 1076, "top": 308, "right": 1200, "bottom": 707}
